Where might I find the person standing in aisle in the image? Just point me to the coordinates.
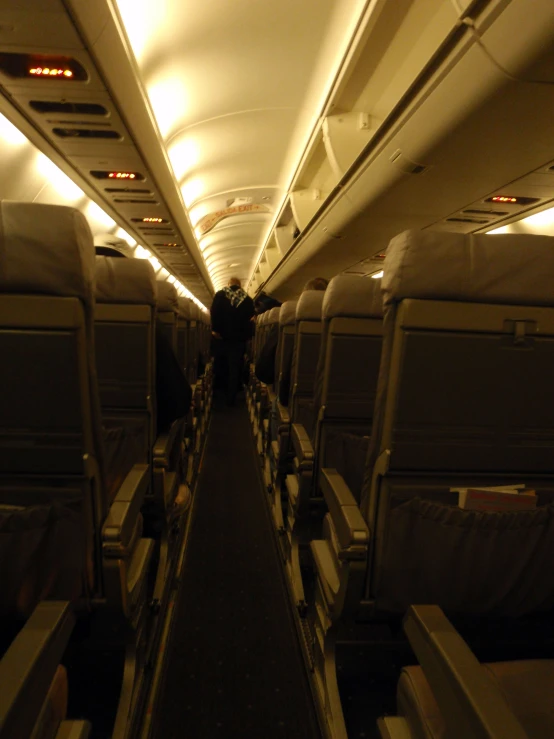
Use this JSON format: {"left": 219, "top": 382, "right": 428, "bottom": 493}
{"left": 210, "top": 276, "right": 255, "bottom": 406}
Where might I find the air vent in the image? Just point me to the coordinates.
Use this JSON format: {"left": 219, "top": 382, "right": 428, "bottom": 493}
{"left": 30, "top": 101, "right": 107, "bottom": 115}
{"left": 105, "top": 187, "right": 152, "bottom": 194}
{"left": 53, "top": 128, "right": 121, "bottom": 139}
{"left": 464, "top": 209, "right": 509, "bottom": 216}
{"left": 113, "top": 199, "right": 158, "bottom": 204}
{"left": 447, "top": 217, "right": 489, "bottom": 224}
{"left": 0, "top": 53, "right": 87, "bottom": 81}
{"left": 91, "top": 170, "right": 144, "bottom": 180}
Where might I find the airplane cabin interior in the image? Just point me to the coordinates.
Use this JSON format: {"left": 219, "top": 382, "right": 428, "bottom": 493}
{"left": 1, "top": 1, "right": 554, "bottom": 738}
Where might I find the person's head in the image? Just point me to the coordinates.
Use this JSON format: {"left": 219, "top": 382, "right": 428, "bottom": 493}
{"left": 303, "top": 277, "right": 328, "bottom": 291}
{"left": 95, "top": 245, "right": 126, "bottom": 258}
{"left": 94, "top": 233, "right": 129, "bottom": 258}
{"left": 228, "top": 276, "right": 241, "bottom": 288}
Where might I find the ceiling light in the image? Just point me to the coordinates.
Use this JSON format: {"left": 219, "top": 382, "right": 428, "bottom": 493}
{"left": 86, "top": 200, "right": 115, "bottom": 229}
{"left": 115, "top": 227, "right": 137, "bottom": 246}
{"left": 168, "top": 138, "right": 199, "bottom": 181}
{"left": 371, "top": 270, "right": 384, "bottom": 279}
{"left": 147, "top": 76, "right": 188, "bottom": 139}
{"left": 36, "top": 154, "right": 84, "bottom": 201}
{"left": 521, "top": 207, "right": 554, "bottom": 230}
{"left": 167, "top": 275, "right": 176, "bottom": 284}
{"left": 0, "top": 113, "right": 27, "bottom": 146}
{"left": 159, "top": 267, "right": 169, "bottom": 279}
{"left": 486, "top": 226, "right": 510, "bottom": 234}
{"left": 148, "top": 256, "right": 161, "bottom": 271}
{"left": 134, "top": 245, "right": 151, "bottom": 259}
{"left": 181, "top": 178, "right": 204, "bottom": 208}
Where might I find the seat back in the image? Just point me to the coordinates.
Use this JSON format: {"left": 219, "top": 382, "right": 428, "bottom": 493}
{"left": 263, "top": 306, "right": 281, "bottom": 388}
{"left": 0, "top": 201, "right": 105, "bottom": 614}
{"left": 94, "top": 257, "right": 156, "bottom": 462}
{"left": 156, "top": 280, "right": 179, "bottom": 353}
{"left": 177, "top": 297, "right": 190, "bottom": 375}
{"left": 290, "top": 290, "right": 326, "bottom": 430}
{"left": 362, "top": 230, "right": 554, "bottom": 617}
{"left": 187, "top": 300, "right": 199, "bottom": 384}
{"left": 276, "top": 300, "right": 297, "bottom": 405}
{"left": 313, "top": 275, "right": 383, "bottom": 496}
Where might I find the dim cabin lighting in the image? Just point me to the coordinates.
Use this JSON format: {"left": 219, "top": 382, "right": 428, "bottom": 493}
{"left": 371, "top": 270, "right": 384, "bottom": 279}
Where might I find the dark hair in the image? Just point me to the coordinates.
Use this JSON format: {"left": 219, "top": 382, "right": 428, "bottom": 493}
{"left": 95, "top": 246, "right": 126, "bottom": 258}
{"left": 303, "top": 277, "right": 328, "bottom": 291}
{"left": 254, "top": 293, "right": 281, "bottom": 314}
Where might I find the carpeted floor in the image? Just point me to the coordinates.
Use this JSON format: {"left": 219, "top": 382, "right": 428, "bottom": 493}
{"left": 152, "top": 402, "right": 321, "bottom": 738}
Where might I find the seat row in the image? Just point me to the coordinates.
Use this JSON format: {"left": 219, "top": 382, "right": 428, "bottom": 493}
{"left": 247, "top": 229, "right": 554, "bottom": 739}
{"left": 0, "top": 201, "right": 211, "bottom": 738}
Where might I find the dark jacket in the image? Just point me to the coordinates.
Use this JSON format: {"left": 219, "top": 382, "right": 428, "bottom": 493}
{"left": 211, "top": 286, "right": 255, "bottom": 342}
{"left": 155, "top": 323, "right": 192, "bottom": 434}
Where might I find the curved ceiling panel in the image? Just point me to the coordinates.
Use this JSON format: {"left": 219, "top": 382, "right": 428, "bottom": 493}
{"left": 116, "top": 0, "right": 367, "bottom": 299}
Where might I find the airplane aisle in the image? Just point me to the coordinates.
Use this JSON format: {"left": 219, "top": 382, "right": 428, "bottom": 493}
{"left": 152, "top": 401, "right": 321, "bottom": 739}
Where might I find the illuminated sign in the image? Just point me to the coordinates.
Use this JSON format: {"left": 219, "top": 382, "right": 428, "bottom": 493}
{"left": 486, "top": 195, "right": 540, "bottom": 206}
{"left": 0, "top": 53, "right": 87, "bottom": 81}
{"left": 196, "top": 203, "right": 270, "bottom": 236}
{"left": 91, "top": 171, "right": 145, "bottom": 181}
{"left": 29, "top": 67, "right": 73, "bottom": 78}
{"left": 131, "top": 217, "right": 168, "bottom": 224}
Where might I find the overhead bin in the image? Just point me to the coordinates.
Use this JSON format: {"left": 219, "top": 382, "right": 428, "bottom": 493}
{"left": 261, "top": 0, "right": 554, "bottom": 299}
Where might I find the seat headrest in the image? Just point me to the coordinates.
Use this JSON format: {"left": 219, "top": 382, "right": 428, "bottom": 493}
{"left": 279, "top": 300, "right": 298, "bottom": 326}
{"left": 383, "top": 230, "right": 554, "bottom": 307}
{"left": 296, "top": 290, "right": 325, "bottom": 321}
{"left": 267, "top": 306, "right": 281, "bottom": 324}
{"left": 95, "top": 256, "right": 156, "bottom": 305}
{"left": 156, "top": 280, "right": 179, "bottom": 312}
{"left": 323, "top": 274, "right": 383, "bottom": 320}
{"left": 0, "top": 201, "right": 95, "bottom": 306}
{"left": 178, "top": 296, "right": 191, "bottom": 319}
{"left": 189, "top": 301, "right": 199, "bottom": 320}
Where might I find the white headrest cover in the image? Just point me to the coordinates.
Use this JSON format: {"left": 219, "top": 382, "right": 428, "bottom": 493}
{"left": 296, "top": 290, "right": 325, "bottom": 321}
{"left": 178, "top": 296, "right": 191, "bottom": 319}
{"left": 95, "top": 256, "right": 156, "bottom": 305}
{"left": 267, "top": 306, "right": 281, "bottom": 324}
{"left": 323, "top": 274, "right": 383, "bottom": 320}
{"left": 156, "top": 280, "right": 179, "bottom": 312}
{"left": 0, "top": 201, "right": 95, "bottom": 306}
{"left": 279, "top": 300, "right": 298, "bottom": 326}
{"left": 383, "top": 230, "right": 554, "bottom": 307}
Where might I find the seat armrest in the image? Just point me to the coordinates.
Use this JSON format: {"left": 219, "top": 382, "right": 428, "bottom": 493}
{"left": 320, "top": 468, "right": 369, "bottom": 556}
{"left": 153, "top": 418, "right": 185, "bottom": 468}
{"left": 0, "top": 602, "right": 74, "bottom": 739}
{"left": 276, "top": 401, "right": 290, "bottom": 427}
{"left": 291, "top": 423, "right": 314, "bottom": 465}
{"left": 403, "top": 605, "right": 528, "bottom": 739}
{"left": 102, "top": 463, "right": 150, "bottom": 557}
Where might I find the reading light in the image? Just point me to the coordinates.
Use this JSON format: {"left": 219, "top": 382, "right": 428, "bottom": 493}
{"left": 110, "top": 172, "right": 135, "bottom": 179}
{"left": 91, "top": 170, "right": 144, "bottom": 181}
{"left": 371, "top": 270, "right": 384, "bottom": 279}
{"left": 486, "top": 195, "right": 539, "bottom": 205}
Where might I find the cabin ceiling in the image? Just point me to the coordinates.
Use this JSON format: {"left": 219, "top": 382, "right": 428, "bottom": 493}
{"left": 115, "top": 0, "right": 367, "bottom": 294}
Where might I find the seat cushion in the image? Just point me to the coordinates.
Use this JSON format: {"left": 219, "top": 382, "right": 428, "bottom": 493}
{"left": 398, "top": 660, "right": 554, "bottom": 739}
